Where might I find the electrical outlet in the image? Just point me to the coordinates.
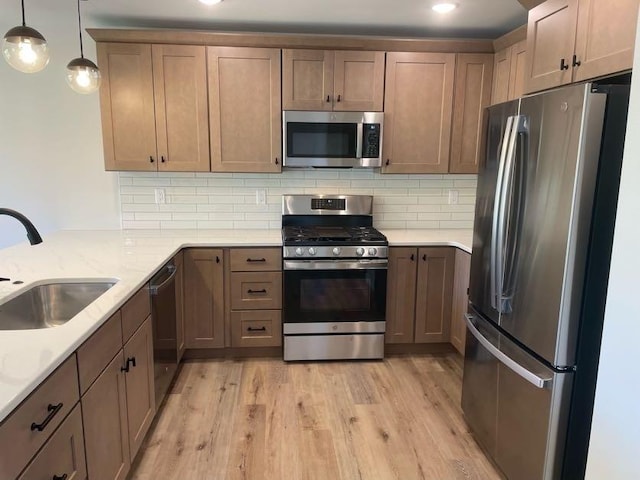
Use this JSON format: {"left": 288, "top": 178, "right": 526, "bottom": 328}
{"left": 256, "top": 189, "right": 266, "bottom": 205}
{"left": 448, "top": 190, "right": 459, "bottom": 205}
{"left": 154, "top": 188, "right": 166, "bottom": 205}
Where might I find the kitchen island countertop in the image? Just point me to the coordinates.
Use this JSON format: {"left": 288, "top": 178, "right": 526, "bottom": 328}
{"left": 0, "top": 228, "right": 471, "bottom": 421}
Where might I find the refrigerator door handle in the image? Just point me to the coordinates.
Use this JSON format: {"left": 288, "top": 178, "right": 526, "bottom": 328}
{"left": 465, "top": 313, "right": 553, "bottom": 389}
{"left": 491, "top": 116, "right": 515, "bottom": 311}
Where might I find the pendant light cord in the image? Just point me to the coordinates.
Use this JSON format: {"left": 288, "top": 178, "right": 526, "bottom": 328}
{"left": 21, "top": 0, "right": 26, "bottom": 26}
{"left": 76, "top": 0, "right": 84, "bottom": 59}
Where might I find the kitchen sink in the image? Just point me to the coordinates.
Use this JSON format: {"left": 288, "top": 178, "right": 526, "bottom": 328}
{"left": 0, "top": 281, "right": 116, "bottom": 330}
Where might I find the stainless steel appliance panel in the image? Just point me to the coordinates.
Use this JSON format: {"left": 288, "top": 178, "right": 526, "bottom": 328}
{"left": 282, "top": 194, "right": 373, "bottom": 216}
{"left": 283, "top": 320, "right": 386, "bottom": 335}
{"left": 284, "top": 334, "right": 384, "bottom": 361}
{"left": 462, "top": 311, "right": 572, "bottom": 480}
{"left": 498, "top": 85, "right": 607, "bottom": 367}
{"left": 469, "top": 100, "right": 519, "bottom": 326}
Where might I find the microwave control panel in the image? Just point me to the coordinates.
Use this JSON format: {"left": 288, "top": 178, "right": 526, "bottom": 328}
{"left": 362, "top": 124, "right": 381, "bottom": 158}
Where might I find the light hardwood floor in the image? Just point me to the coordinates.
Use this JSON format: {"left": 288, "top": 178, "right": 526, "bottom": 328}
{"left": 129, "top": 354, "right": 502, "bottom": 480}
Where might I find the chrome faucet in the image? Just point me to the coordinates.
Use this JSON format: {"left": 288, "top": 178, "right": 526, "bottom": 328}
{"left": 0, "top": 208, "right": 43, "bottom": 245}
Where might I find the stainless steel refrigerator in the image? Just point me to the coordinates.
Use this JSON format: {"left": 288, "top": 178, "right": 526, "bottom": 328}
{"left": 462, "top": 80, "right": 630, "bottom": 480}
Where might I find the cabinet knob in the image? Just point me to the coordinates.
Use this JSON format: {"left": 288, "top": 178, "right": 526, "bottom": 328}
{"left": 422, "top": 254, "right": 427, "bottom": 261}
{"left": 560, "top": 58, "right": 569, "bottom": 71}
{"left": 216, "top": 256, "right": 220, "bottom": 264}
{"left": 410, "top": 254, "right": 415, "bottom": 261}
{"left": 326, "top": 95, "right": 331, "bottom": 103}
{"left": 275, "top": 157, "right": 279, "bottom": 165}
{"left": 385, "top": 159, "right": 390, "bottom": 166}
{"left": 337, "top": 94, "right": 341, "bottom": 102}
{"left": 572, "top": 55, "right": 581, "bottom": 67}
{"left": 149, "top": 156, "right": 155, "bottom": 163}
{"left": 161, "top": 156, "right": 166, "bottom": 163}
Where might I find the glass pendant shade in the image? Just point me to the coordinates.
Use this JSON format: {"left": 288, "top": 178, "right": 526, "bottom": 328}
{"left": 2, "top": 25, "right": 49, "bottom": 73}
{"left": 66, "top": 57, "right": 101, "bottom": 94}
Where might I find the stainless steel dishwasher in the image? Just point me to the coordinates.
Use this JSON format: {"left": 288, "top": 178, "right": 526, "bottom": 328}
{"left": 150, "top": 260, "right": 179, "bottom": 407}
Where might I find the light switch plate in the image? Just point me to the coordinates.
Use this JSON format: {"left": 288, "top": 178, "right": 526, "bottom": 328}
{"left": 154, "top": 188, "right": 166, "bottom": 205}
{"left": 448, "top": 190, "right": 459, "bottom": 205}
{"left": 256, "top": 189, "right": 266, "bottom": 205}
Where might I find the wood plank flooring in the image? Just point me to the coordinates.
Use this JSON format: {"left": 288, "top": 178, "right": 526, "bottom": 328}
{"left": 129, "top": 354, "right": 502, "bottom": 480}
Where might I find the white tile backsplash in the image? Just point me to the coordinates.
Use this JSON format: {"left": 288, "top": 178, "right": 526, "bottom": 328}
{"left": 118, "top": 171, "right": 477, "bottom": 230}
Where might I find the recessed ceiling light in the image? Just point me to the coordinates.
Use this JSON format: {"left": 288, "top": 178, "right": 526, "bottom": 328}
{"left": 199, "top": 0, "right": 222, "bottom": 5}
{"left": 432, "top": 3, "right": 457, "bottom": 14}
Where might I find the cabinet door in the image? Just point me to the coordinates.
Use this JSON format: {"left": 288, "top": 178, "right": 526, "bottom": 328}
{"left": 414, "top": 248, "right": 455, "bottom": 343}
{"left": 175, "top": 251, "right": 185, "bottom": 361}
{"left": 208, "top": 47, "right": 281, "bottom": 173}
{"left": 82, "top": 351, "right": 131, "bottom": 480}
{"left": 450, "top": 249, "right": 471, "bottom": 355}
{"left": 123, "top": 316, "right": 155, "bottom": 460}
{"left": 184, "top": 248, "right": 225, "bottom": 348}
{"left": 333, "top": 51, "right": 385, "bottom": 111}
{"left": 508, "top": 40, "right": 527, "bottom": 101}
{"left": 152, "top": 45, "right": 210, "bottom": 172}
{"left": 385, "top": 248, "right": 418, "bottom": 344}
{"left": 450, "top": 53, "right": 494, "bottom": 174}
{"left": 282, "top": 49, "right": 334, "bottom": 110}
{"left": 382, "top": 52, "right": 455, "bottom": 173}
{"left": 525, "top": 0, "right": 578, "bottom": 93}
{"left": 491, "top": 47, "right": 512, "bottom": 105}
{"left": 97, "top": 43, "right": 157, "bottom": 171}
{"left": 573, "top": 0, "right": 639, "bottom": 82}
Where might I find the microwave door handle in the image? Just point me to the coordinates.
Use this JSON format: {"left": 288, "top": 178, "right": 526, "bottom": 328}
{"left": 356, "top": 122, "right": 363, "bottom": 158}
{"left": 491, "top": 116, "right": 514, "bottom": 311}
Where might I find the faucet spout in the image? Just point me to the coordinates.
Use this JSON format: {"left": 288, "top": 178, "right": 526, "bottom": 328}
{"left": 0, "top": 208, "right": 43, "bottom": 245}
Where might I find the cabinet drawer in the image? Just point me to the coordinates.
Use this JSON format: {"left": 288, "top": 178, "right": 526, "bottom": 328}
{"left": 231, "top": 310, "right": 282, "bottom": 347}
{"left": 18, "top": 404, "right": 86, "bottom": 480}
{"left": 230, "top": 272, "right": 282, "bottom": 310}
{"left": 0, "top": 355, "right": 80, "bottom": 480}
{"left": 77, "top": 310, "right": 123, "bottom": 394}
{"left": 122, "top": 285, "right": 151, "bottom": 342}
{"left": 229, "top": 248, "right": 282, "bottom": 272}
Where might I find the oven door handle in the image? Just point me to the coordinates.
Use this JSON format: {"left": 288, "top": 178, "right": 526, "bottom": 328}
{"left": 284, "top": 259, "right": 388, "bottom": 270}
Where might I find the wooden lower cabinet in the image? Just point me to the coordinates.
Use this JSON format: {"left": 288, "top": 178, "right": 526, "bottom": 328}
{"left": 385, "top": 247, "right": 455, "bottom": 345}
{"left": 184, "top": 248, "right": 225, "bottom": 348}
{"left": 82, "top": 351, "right": 131, "bottom": 480}
{"left": 123, "top": 316, "right": 156, "bottom": 460}
{"left": 450, "top": 249, "right": 471, "bottom": 355}
{"left": 231, "top": 310, "right": 282, "bottom": 347}
{"left": 175, "top": 251, "right": 186, "bottom": 361}
{"left": 18, "top": 405, "right": 86, "bottom": 480}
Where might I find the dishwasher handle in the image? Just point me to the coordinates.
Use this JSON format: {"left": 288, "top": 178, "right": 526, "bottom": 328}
{"left": 150, "top": 265, "right": 177, "bottom": 295}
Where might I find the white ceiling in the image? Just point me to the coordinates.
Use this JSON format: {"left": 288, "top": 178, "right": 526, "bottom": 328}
{"left": 11, "top": 0, "right": 527, "bottom": 39}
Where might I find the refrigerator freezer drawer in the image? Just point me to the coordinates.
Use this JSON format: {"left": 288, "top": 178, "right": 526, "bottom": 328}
{"left": 462, "top": 312, "right": 572, "bottom": 480}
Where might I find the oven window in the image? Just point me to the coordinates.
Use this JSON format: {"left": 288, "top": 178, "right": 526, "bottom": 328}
{"left": 287, "top": 122, "right": 357, "bottom": 158}
{"left": 284, "top": 268, "right": 387, "bottom": 323}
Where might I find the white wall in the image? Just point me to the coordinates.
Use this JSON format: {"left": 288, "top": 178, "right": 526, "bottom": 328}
{"left": 585, "top": 14, "right": 640, "bottom": 480}
{"left": 0, "top": 5, "right": 120, "bottom": 249}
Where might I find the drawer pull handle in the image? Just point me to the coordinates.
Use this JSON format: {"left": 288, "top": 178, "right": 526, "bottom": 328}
{"left": 248, "top": 326, "right": 267, "bottom": 332}
{"left": 560, "top": 58, "right": 569, "bottom": 71}
{"left": 53, "top": 474, "right": 68, "bottom": 480}
{"left": 247, "top": 289, "right": 267, "bottom": 294}
{"left": 31, "top": 403, "right": 63, "bottom": 432}
{"left": 121, "top": 357, "right": 136, "bottom": 373}
{"left": 246, "top": 258, "right": 266, "bottom": 263}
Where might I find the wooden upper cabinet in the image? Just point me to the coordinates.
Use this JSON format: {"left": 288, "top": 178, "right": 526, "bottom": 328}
{"left": 491, "top": 47, "right": 512, "bottom": 105}
{"left": 525, "top": 0, "right": 577, "bottom": 93}
{"left": 184, "top": 248, "right": 225, "bottom": 349}
{"left": 97, "top": 43, "right": 210, "bottom": 172}
{"left": 208, "top": 47, "right": 282, "bottom": 173}
{"left": 508, "top": 40, "right": 528, "bottom": 100}
{"left": 282, "top": 49, "right": 385, "bottom": 111}
{"left": 573, "top": 0, "right": 639, "bottom": 82}
{"left": 414, "top": 247, "right": 455, "bottom": 343}
{"left": 450, "top": 54, "right": 494, "bottom": 174}
{"left": 282, "top": 49, "right": 334, "bottom": 110}
{"left": 98, "top": 43, "right": 157, "bottom": 171}
{"left": 385, "top": 248, "right": 418, "bottom": 344}
{"left": 382, "top": 52, "right": 456, "bottom": 173}
{"left": 152, "top": 45, "right": 210, "bottom": 172}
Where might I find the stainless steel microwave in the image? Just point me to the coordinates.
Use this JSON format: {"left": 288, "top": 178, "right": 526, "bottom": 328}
{"left": 283, "top": 111, "right": 384, "bottom": 168}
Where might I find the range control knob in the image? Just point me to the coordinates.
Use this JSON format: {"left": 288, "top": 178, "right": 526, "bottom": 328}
{"left": 308, "top": 247, "right": 317, "bottom": 256}
{"left": 356, "top": 247, "right": 365, "bottom": 257}
{"left": 332, "top": 247, "right": 341, "bottom": 256}
{"left": 295, "top": 247, "right": 304, "bottom": 257}
{"left": 368, "top": 248, "right": 377, "bottom": 256}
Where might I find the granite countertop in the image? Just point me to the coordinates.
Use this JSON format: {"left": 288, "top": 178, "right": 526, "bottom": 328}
{"left": 0, "top": 228, "right": 472, "bottom": 421}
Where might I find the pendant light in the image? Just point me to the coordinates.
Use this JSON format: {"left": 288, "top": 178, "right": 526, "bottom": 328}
{"left": 2, "top": 0, "right": 50, "bottom": 73}
{"left": 66, "top": 0, "right": 100, "bottom": 94}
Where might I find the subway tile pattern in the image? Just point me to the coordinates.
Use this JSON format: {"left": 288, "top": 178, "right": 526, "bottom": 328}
{"left": 119, "top": 171, "right": 477, "bottom": 230}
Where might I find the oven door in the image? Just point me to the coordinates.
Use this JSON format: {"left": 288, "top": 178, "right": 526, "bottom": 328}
{"left": 283, "top": 259, "right": 387, "bottom": 334}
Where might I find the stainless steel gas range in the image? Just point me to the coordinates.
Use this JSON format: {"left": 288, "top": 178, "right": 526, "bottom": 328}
{"left": 281, "top": 195, "right": 388, "bottom": 361}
